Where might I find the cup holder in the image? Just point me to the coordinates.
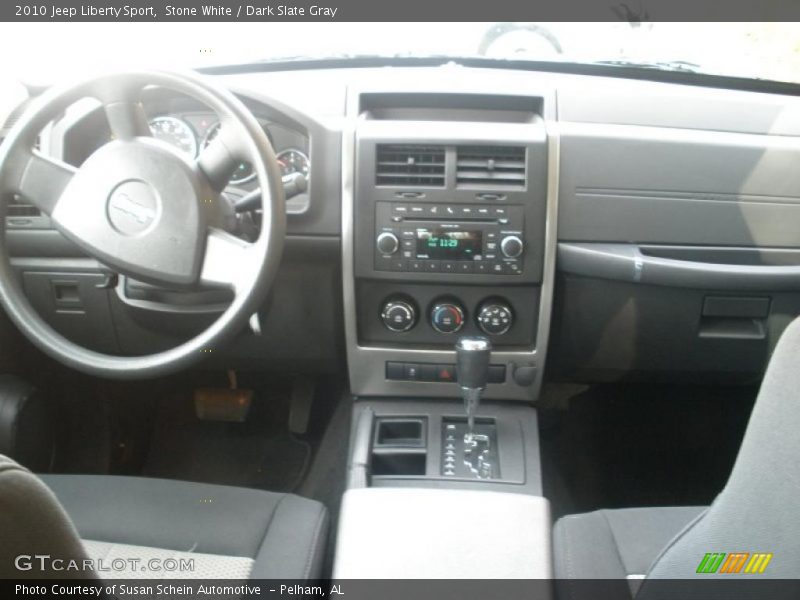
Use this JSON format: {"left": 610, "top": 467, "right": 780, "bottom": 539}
{"left": 374, "top": 418, "right": 425, "bottom": 448}
{"left": 370, "top": 418, "right": 428, "bottom": 477}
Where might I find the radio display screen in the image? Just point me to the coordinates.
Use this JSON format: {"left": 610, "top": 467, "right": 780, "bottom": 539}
{"left": 415, "top": 229, "right": 483, "bottom": 260}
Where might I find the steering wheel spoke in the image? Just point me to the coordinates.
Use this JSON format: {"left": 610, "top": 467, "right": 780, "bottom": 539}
{"left": 104, "top": 99, "right": 151, "bottom": 141}
{"left": 196, "top": 120, "right": 245, "bottom": 192}
{"left": 13, "top": 151, "right": 77, "bottom": 215}
{"left": 200, "top": 227, "right": 257, "bottom": 292}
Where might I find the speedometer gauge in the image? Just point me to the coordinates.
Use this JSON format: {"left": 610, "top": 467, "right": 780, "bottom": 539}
{"left": 148, "top": 117, "right": 198, "bottom": 158}
{"left": 276, "top": 149, "right": 310, "bottom": 180}
{"left": 202, "top": 122, "right": 256, "bottom": 184}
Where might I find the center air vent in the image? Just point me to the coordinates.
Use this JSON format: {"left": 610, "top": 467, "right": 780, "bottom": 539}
{"left": 456, "top": 145, "right": 526, "bottom": 188}
{"left": 376, "top": 144, "right": 445, "bottom": 187}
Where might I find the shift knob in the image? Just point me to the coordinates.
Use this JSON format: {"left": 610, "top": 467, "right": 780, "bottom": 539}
{"left": 456, "top": 337, "right": 491, "bottom": 390}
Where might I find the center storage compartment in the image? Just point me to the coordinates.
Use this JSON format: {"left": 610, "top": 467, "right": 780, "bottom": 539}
{"left": 371, "top": 453, "right": 426, "bottom": 476}
{"left": 370, "top": 417, "right": 428, "bottom": 477}
{"left": 374, "top": 418, "right": 425, "bottom": 447}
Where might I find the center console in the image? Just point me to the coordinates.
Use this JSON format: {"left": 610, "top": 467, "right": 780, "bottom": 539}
{"left": 337, "top": 81, "right": 558, "bottom": 578}
{"left": 343, "top": 86, "right": 558, "bottom": 402}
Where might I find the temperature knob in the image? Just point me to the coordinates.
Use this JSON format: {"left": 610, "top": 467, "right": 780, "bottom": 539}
{"left": 376, "top": 232, "right": 399, "bottom": 255}
{"left": 430, "top": 302, "right": 465, "bottom": 334}
{"left": 381, "top": 299, "right": 417, "bottom": 332}
{"left": 476, "top": 301, "right": 514, "bottom": 336}
{"left": 500, "top": 235, "right": 524, "bottom": 258}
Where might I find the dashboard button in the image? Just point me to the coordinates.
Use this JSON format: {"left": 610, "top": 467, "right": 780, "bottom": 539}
{"left": 409, "top": 260, "right": 425, "bottom": 272}
{"left": 500, "top": 235, "right": 524, "bottom": 258}
{"left": 420, "top": 364, "right": 438, "bottom": 382}
{"left": 490, "top": 263, "right": 506, "bottom": 274}
{"left": 390, "top": 259, "right": 406, "bottom": 271}
{"left": 381, "top": 299, "right": 417, "bottom": 332}
{"left": 488, "top": 365, "right": 507, "bottom": 383}
{"left": 436, "top": 364, "right": 456, "bottom": 382}
{"left": 430, "top": 302, "right": 465, "bottom": 334}
{"left": 424, "top": 260, "right": 441, "bottom": 272}
{"left": 386, "top": 362, "right": 405, "bottom": 380}
{"left": 457, "top": 261, "right": 474, "bottom": 273}
{"left": 475, "top": 262, "right": 491, "bottom": 274}
{"left": 477, "top": 301, "right": 514, "bottom": 336}
{"left": 404, "top": 363, "right": 421, "bottom": 381}
{"left": 441, "top": 262, "right": 456, "bottom": 273}
{"left": 376, "top": 232, "right": 399, "bottom": 255}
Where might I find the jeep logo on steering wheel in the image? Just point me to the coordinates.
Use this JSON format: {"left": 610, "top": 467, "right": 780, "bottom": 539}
{"left": 107, "top": 180, "right": 160, "bottom": 236}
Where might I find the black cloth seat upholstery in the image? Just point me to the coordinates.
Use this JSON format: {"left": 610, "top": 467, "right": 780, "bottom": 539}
{"left": 553, "top": 316, "right": 800, "bottom": 598}
{"left": 553, "top": 506, "right": 705, "bottom": 581}
{"left": 39, "top": 474, "right": 328, "bottom": 579}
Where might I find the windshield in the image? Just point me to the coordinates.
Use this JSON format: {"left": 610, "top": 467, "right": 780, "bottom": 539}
{"left": 1, "top": 22, "right": 799, "bottom": 86}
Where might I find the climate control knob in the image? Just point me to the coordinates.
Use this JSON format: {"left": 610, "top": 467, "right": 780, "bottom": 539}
{"left": 476, "top": 301, "right": 514, "bottom": 336}
{"left": 381, "top": 299, "right": 417, "bottom": 332}
{"left": 430, "top": 301, "right": 465, "bottom": 334}
{"left": 376, "top": 232, "right": 399, "bottom": 255}
{"left": 500, "top": 235, "right": 524, "bottom": 258}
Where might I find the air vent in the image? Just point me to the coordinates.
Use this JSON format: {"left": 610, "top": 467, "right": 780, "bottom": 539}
{"left": 456, "top": 145, "right": 526, "bottom": 187}
{"left": 376, "top": 144, "right": 445, "bottom": 187}
{"left": 7, "top": 197, "right": 41, "bottom": 217}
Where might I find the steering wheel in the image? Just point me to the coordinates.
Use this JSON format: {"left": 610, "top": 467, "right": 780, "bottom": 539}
{"left": 0, "top": 71, "right": 285, "bottom": 379}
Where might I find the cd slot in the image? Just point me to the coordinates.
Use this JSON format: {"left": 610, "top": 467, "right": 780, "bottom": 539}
{"left": 402, "top": 217, "right": 497, "bottom": 224}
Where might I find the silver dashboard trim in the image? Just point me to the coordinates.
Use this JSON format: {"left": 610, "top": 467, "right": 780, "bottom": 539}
{"left": 341, "top": 86, "right": 560, "bottom": 401}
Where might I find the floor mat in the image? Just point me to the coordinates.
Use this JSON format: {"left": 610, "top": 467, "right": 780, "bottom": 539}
{"left": 143, "top": 383, "right": 310, "bottom": 492}
{"left": 540, "top": 383, "right": 757, "bottom": 520}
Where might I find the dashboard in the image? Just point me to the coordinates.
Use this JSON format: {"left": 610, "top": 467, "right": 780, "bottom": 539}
{"left": 4, "top": 64, "right": 800, "bottom": 395}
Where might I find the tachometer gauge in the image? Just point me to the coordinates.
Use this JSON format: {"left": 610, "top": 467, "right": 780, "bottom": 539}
{"left": 148, "top": 116, "right": 198, "bottom": 158}
{"left": 202, "top": 122, "right": 256, "bottom": 184}
{"left": 276, "top": 149, "right": 310, "bottom": 180}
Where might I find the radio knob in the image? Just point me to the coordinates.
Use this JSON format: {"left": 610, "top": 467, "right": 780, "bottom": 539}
{"left": 430, "top": 301, "right": 465, "bottom": 334}
{"left": 376, "top": 232, "right": 399, "bottom": 255}
{"left": 500, "top": 235, "right": 524, "bottom": 259}
{"left": 476, "top": 301, "right": 514, "bottom": 336}
{"left": 381, "top": 299, "right": 417, "bottom": 332}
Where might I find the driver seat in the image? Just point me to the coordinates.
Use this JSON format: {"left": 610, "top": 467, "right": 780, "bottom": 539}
{"left": 0, "top": 460, "right": 328, "bottom": 579}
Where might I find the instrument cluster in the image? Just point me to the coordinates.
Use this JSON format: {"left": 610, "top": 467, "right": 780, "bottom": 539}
{"left": 146, "top": 112, "right": 310, "bottom": 190}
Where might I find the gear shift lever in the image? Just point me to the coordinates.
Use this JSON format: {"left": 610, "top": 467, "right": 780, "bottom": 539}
{"left": 455, "top": 336, "right": 491, "bottom": 440}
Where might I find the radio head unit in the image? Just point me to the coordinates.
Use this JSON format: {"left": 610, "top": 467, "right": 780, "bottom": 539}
{"left": 374, "top": 201, "right": 525, "bottom": 276}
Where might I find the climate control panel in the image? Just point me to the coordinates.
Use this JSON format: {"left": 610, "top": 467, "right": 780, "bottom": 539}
{"left": 430, "top": 301, "right": 465, "bottom": 334}
{"left": 476, "top": 301, "right": 514, "bottom": 336}
{"left": 379, "top": 295, "right": 517, "bottom": 340}
{"left": 380, "top": 299, "right": 417, "bottom": 332}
